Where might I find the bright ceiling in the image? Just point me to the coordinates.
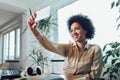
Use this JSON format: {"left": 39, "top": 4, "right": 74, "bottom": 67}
{"left": 0, "top": 0, "right": 46, "bottom": 28}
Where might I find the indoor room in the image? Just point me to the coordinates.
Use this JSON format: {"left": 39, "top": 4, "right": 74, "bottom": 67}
{"left": 0, "top": 0, "right": 119, "bottom": 80}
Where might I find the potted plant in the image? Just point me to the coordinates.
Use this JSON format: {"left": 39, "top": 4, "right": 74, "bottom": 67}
{"left": 102, "top": 42, "right": 120, "bottom": 80}
{"left": 28, "top": 48, "right": 48, "bottom": 73}
{"left": 102, "top": 1, "right": 120, "bottom": 80}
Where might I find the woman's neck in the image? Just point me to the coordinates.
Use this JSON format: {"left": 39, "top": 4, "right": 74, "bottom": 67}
{"left": 76, "top": 40, "right": 86, "bottom": 51}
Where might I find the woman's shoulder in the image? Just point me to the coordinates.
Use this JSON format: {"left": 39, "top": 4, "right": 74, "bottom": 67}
{"left": 89, "top": 43, "right": 102, "bottom": 50}
{"left": 90, "top": 43, "right": 103, "bottom": 57}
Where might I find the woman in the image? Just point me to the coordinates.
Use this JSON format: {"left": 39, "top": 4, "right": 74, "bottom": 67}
{"left": 27, "top": 13, "right": 103, "bottom": 80}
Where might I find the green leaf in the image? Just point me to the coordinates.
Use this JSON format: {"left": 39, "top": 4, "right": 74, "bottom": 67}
{"left": 102, "top": 67, "right": 110, "bottom": 76}
{"left": 30, "top": 55, "right": 37, "bottom": 62}
{"left": 102, "top": 71, "right": 108, "bottom": 76}
{"left": 38, "top": 16, "right": 52, "bottom": 36}
{"left": 112, "top": 59, "right": 117, "bottom": 64}
{"left": 110, "top": 74, "right": 117, "bottom": 80}
{"left": 112, "top": 67, "right": 118, "bottom": 73}
{"left": 116, "top": 1, "right": 120, "bottom": 7}
{"left": 103, "top": 44, "right": 108, "bottom": 51}
{"left": 104, "top": 56, "right": 108, "bottom": 64}
{"left": 116, "top": 49, "right": 120, "bottom": 57}
{"left": 115, "top": 62, "right": 120, "bottom": 68}
{"left": 111, "top": 1, "right": 115, "bottom": 8}
{"left": 32, "top": 50, "right": 36, "bottom": 54}
{"left": 117, "top": 23, "right": 120, "bottom": 30}
{"left": 106, "top": 50, "right": 112, "bottom": 56}
{"left": 111, "top": 42, "right": 120, "bottom": 48}
{"left": 116, "top": 15, "right": 120, "bottom": 22}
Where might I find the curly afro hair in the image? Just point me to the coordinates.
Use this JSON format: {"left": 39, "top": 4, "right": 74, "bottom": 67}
{"left": 67, "top": 14, "right": 95, "bottom": 40}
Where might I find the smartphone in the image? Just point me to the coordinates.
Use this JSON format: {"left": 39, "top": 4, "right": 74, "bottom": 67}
{"left": 35, "top": 6, "right": 50, "bottom": 21}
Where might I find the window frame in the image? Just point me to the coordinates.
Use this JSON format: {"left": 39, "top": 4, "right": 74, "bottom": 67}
{"left": 49, "top": 0, "right": 76, "bottom": 42}
{"left": 0, "top": 21, "right": 21, "bottom": 64}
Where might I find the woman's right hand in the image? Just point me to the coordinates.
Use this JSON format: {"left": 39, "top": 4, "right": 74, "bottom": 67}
{"left": 27, "top": 13, "right": 39, "bottom": 37}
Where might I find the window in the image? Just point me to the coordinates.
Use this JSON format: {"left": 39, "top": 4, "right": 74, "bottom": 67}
{"left": 2, "top": 27, "right": 20, "bottom": 63}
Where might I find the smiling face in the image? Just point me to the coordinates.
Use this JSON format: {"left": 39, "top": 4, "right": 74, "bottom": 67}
{"left": 70, "top": 22, "right": 87, "bottom": 42}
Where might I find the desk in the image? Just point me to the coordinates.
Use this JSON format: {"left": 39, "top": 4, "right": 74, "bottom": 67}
{"left": 14, "top": 73, "right": 105, "bottom": 80}
{"left": 15, "top": 73, "right": 65, "bottom": 80}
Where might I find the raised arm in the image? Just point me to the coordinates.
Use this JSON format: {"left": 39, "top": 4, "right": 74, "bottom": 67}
{"left": 27, "top": 13, "right": 67, "bottom": 57}
{"left": 27, "top": 13, "right": 39, "bottom": 38}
